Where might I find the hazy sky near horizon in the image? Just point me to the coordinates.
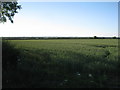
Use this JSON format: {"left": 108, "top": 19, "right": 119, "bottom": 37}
{"left": 0, "top": 2, "right": 118, "bottom": 37}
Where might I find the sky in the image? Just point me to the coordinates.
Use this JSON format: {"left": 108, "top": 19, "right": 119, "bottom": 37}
{"left": 0, "top": 2, "right": 118, "bottom": 37}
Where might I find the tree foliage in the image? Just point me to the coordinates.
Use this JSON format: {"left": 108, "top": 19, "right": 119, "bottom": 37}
{"left": 0, "top": 0, "right": 21, "bottom": 23}
{"left": 94, "top": 36, "right": 98, "bottom": 39}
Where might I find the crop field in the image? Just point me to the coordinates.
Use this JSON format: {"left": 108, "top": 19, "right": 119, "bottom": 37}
{"left": 3, "top": 39, "right": 120, "bottom": 88}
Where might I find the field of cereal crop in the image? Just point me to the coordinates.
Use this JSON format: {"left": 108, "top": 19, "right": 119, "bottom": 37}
{"left": 3, "top": 39, "right": 119, "bottom": 88}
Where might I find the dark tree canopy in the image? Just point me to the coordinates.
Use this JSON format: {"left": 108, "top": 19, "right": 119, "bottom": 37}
{"left": 0, "top": 0, "right": 21, "bottom": 23}
{"left": 93, "top": 36, "right": 97, "bottom": 39}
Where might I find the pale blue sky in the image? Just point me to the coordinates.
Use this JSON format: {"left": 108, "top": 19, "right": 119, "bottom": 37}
{"left": 0, "top": 2, "right": 118, "bottom": 37}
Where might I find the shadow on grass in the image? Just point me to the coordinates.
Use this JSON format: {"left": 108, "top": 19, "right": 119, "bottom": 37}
{"left": 2, "top": 45, "right": 120, "bottom": 88}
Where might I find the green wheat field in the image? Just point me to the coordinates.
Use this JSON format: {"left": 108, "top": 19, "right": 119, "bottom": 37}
{"left": 3, "top": 39, "right": 120, "bottom": 88}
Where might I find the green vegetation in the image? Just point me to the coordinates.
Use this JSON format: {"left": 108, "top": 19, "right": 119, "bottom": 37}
{"left": 3, "top": 39, "right": 120, "bottom": 88}
{"left": 0, "top": 1, "right": 21, "bottom": 23}
{"left": 2, "top": 40, "right": 20, "bottom": 88}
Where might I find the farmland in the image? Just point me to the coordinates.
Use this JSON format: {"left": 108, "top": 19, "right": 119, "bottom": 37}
{"left": 3, "top": 39, "right": 120, "bottom": 88}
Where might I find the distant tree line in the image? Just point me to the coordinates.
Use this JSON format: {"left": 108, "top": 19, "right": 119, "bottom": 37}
{"left": 2, "top": 36, "right": 119, "bottom": 40}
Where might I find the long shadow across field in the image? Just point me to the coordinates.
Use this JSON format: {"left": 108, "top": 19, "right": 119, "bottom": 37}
{"left": 3, "top": 48, "right": 120, "bottom": 88}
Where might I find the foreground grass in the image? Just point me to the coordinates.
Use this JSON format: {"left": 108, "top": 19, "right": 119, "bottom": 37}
{"left": 3, "top": 39, "right": 120, "bottom": 88}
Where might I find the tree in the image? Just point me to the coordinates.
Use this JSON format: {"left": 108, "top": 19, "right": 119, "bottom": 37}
{"left": 93, "top": 36, "right": 98, "bottom": 39}
{"left": 0, "top": 0, "right": 21, "bottom": 23}
{"left": 112, "top": 36, "right": 116, "bottom": 39}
